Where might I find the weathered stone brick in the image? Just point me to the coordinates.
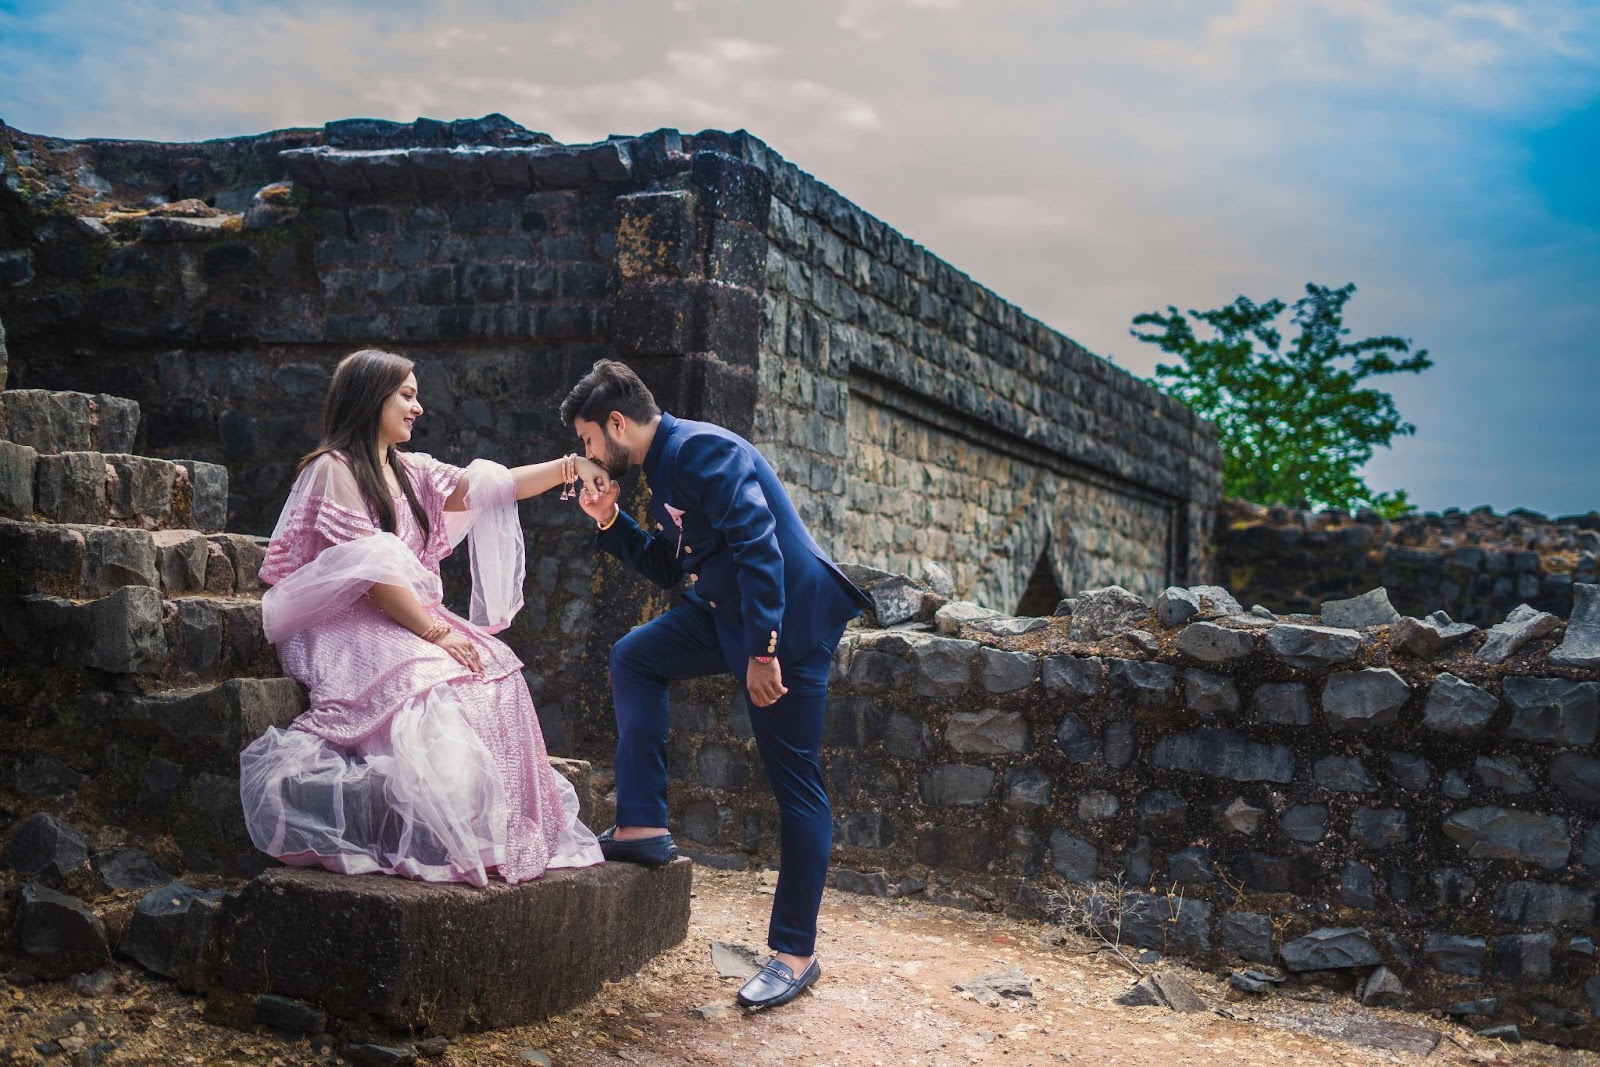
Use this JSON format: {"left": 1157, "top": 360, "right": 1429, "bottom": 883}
{"left": 1183, "top": 669, "right": 1239, "bottom": 715}
{"left": 1501, "top": 676, "right": 1600, "bottom": 746}
{"left": 1442, "top": 807, "right": 1570, "bottom": 869}
{"left": 1041, "top": 654, "right": 1102, "bottom": 704}
{"left": 1321, "top": 668, "right": 1410, "bottom": 732}
{"left": 917, "top": 763, "right": 994, "bottom": 806}
{"left": 979, "top": 647, "right": 1036, "bottom": 693}
{"left": 944, "top": 708, "right": 1028, "bottom": 755}
{"left": 1147, "top": 729, "right": 1294, "bottom": 783}
{"left": 1105, "top": 658, "right": 1177, "bottom": 710}
{"left": 1422, "top": 673, "right": 1498, "bottom": 737}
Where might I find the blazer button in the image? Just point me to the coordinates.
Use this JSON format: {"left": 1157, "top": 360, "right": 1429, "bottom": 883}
{"left": 709, "top": 600, "right": 717, "bottom": 609}
{"left": 684, "top": 545, "right": 693, "bottom": 554}
{"left": 687, "top": 574, "right": 698, "bottom": 583}
{"left": 655, "top": 522, "right": 663, "bottom": 531}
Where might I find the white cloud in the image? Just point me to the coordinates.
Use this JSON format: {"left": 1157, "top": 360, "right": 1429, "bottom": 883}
{"left": 1, "top": 0, "right": 1597, "bottom": 511}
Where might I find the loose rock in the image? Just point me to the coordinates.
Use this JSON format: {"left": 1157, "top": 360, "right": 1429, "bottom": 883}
{"left": 1176, "top": 621, "right": 1256, "bottom": 663}
{"left": 1265, "top": 623, "right": 1360, "bottom": 668}
{"left": 1359, "top": 966, "right": 1406, "bottom": 1007}
{"left": 12, "top": 883, "right": 109, "bottom": 977}
{"left": 1155, "top": 587, "right": 1200, "bottom": 628}
{"left": 1068, "top": 586, "right": 1149, "bottom": 641}
{"left": 1280, "top": 927, "right": 1381, "bottom": 971}
{"left": 1551, "top": 582, "right": 1600, "bottom": 668}
{"left": 1475, "top": 603, "right": 1562, "bottom": 664}
{"left": 954, "top": 965, "right": 1036, "bottom": 1008}
{"left": 1319, "top": 588, "right": 1400, "bottom": 629}
{"left": 1389, "top": 612, "right": 1476, "bottom": 657}
{"left": 4, "top": 813, "right": 89, "bottom": 882}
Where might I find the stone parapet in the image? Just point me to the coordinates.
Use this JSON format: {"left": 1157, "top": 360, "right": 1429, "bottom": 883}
{"left": 662, "top": 574, "right": 1600, "bottom": 1045}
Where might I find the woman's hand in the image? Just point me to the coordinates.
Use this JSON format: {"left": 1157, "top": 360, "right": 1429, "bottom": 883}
{"left": 573, "top": 456, "right": 610, "bottom": 494}
{"left": 433, "top": 629, "right": 483, "bottom": 674}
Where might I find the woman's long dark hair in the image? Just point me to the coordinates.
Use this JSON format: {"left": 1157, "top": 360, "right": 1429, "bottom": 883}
{"left": 298, "top": 348, "right": 430, "bottom": 539}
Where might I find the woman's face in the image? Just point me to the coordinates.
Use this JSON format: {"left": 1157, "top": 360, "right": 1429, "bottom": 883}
{"left": 378, "top": 372, "right": 422, "bottom": 449}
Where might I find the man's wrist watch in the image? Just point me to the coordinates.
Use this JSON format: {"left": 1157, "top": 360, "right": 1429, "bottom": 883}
{"left": 596, "top": 503, "right": 620, "bottom": 532}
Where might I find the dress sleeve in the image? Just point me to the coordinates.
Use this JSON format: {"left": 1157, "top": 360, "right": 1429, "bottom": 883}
{"left": 260, "top": 454, "right": 380, "bottom": 584}
{"left": 257, "top": 453, "right": 443, "bottom": 644}
{"left": 397, "top": 451, "right": 525, "bottom": 634}
{"left": 395, "top": 451, "right": 467, "bottom": 567}
{"left": 404, "top": 451, "right": 467, "bottom": 509}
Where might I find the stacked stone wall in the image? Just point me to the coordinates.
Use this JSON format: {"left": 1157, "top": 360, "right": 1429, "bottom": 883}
{"left": 1217, "top": 498, "right": 1600, "bottom": 622}
{"left": 746, "top": 139, "right": 1221, "bottom": 611}
{"left": 659, "top": 580, "right": 1600, "bottom": 1044}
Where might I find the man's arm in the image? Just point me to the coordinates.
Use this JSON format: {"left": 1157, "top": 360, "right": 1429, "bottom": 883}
{"left": 578, "top": 483, "right": 684, "bottom": 589}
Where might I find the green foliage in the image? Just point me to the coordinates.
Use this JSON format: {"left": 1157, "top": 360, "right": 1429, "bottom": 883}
{"left": 1133, "top": 283, "right": 1431, "bottom": 516}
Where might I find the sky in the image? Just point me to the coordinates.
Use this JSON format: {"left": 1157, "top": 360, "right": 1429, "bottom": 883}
{"left": 1, "top": 0, "right": 1596, "bottom": 516}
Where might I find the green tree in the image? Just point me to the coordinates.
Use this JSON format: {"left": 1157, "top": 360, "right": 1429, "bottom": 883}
{"left": 1132, "top": 282, "right": 1431, "bottom": 518}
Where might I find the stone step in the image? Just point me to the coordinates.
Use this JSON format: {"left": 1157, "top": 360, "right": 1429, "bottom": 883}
{"left": 206, "top": 860, "right": 692, "bottom": 1035}
{"left": 1, "top": 585, "right": 168, "bottom": 675}
{"left": 0, "top": 445, "right": 228, "bottom": 532}
{"left": 82, "top": 676, "right": 307, "bottom": 758}
{"left": 0, "top": 519, "right": 266, "bottom": 599}
{"left": 0, "top": 389, "right": 141, "bottom": 455}
{"left": 0, "top": 586, "right": 275, "bottom": 682}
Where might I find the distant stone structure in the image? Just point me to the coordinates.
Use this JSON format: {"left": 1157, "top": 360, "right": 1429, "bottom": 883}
{"left": 1215, "top": 498, "right": 1600, "bottom": 622}
{"left": 0, "top": 115, "right": 1221, "bottom": 743}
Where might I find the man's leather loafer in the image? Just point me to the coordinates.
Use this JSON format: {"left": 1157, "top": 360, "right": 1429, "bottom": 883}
{"left": 597, "top": 827, "right": 678, "bottom": 866}
{"left": 736, "top": 957, "right": 820, "bottom": 1010}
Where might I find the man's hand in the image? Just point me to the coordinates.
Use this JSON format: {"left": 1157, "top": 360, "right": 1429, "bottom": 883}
{"left": 578, "top": 479, "right": 621, "bottom": 525}
{"left": 747, "top": 657, "right": 787, "bottom": 707}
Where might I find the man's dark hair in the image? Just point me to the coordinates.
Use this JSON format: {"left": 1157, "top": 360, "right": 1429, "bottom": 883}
{"left": 560, "top": 359, "right": 661, "bottom": 427}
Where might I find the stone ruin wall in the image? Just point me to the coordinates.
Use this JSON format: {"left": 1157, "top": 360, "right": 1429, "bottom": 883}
{"left": 656, "top": 580, "right": 1600, "bottom": 1044}
{"left": 0, "top": 117, "right": 1222, "bottom": 747}
{"left": 747, "top": 143, "right": 1216, "bottom": 612}
{"left": 1216, "top": 498, "right": 1600, "bottom": 623}
{"left": 2, "top": 117, "right": 1599, "bottom": 1048}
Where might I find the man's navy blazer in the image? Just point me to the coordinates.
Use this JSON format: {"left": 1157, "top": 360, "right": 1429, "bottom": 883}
{"left": 596, "top": 412, "right": 870, "bottom": 667}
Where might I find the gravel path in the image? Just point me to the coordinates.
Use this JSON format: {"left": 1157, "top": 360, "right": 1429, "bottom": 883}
{"left": 2, "top": 866, "right": 1593, "bottom": 1066}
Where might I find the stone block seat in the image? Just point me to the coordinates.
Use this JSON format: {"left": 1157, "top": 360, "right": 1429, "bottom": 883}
{"left": 207, "top": 859, "right": 693, "bottom": 1034}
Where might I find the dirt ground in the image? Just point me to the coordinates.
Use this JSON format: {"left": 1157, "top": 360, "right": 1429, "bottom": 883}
{"left": 2, "top": 866, "right": 1595, "bottom": 1067}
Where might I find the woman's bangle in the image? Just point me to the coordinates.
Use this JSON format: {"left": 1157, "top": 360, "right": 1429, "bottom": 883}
{"left": 559, "top": 453, "right": 579, "bottom": 500}
{"left": 420, "top": 622, "right": 451, "bottom": 643}
{"left": 596, "top": 503, "right": 620, "bottom": 532}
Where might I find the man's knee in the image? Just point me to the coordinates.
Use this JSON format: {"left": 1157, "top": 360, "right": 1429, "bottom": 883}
{"left": 610, "top": 628, "right": 652, "bottom": 681}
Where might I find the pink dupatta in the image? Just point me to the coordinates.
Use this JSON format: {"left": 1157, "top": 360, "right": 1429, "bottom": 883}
{"left": 259, "top": 452, "right": 525, "bottom": 642}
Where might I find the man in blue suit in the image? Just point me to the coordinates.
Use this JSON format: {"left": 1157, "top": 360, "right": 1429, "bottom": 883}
{"left": 562, "top": 359, "right": 869, "bottom": 1011}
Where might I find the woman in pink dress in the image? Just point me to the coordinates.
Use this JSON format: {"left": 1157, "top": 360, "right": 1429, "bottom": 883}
{"left": 239, "top": 347, "right": 606, "bottom": 885}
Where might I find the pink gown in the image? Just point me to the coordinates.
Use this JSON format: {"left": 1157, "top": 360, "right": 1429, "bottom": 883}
{"left": 238, "top": 450, "right": 603, "bottom": 885}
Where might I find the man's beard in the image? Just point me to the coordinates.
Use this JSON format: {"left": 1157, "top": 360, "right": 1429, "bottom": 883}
{"left": 601, "top": 430, "right": 632, "bottom": 479}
